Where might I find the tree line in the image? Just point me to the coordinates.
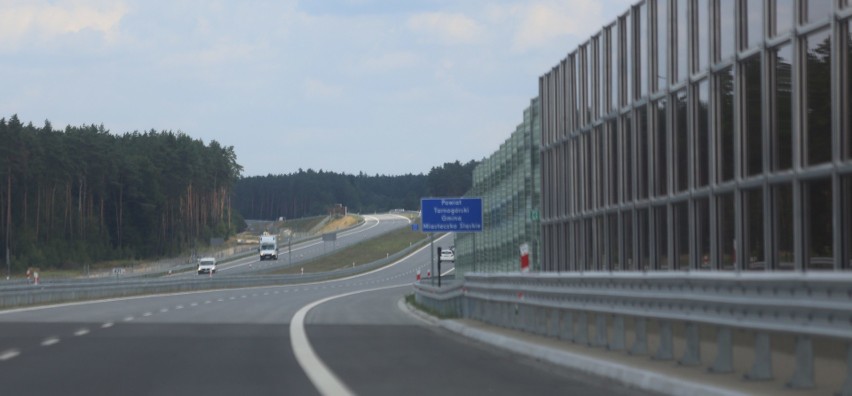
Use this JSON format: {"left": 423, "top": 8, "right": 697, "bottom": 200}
{"left": 234, "top": 160, "right": 478, "bottom": 220}
{"left": 0, "top": 115, "right": 243, "bottom": 272}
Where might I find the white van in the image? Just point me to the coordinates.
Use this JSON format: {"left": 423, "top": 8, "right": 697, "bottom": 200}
{"left": 197, "top": 257, "right": 217, "bottom": 275}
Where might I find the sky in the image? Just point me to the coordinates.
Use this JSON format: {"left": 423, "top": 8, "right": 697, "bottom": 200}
{"left": 1, "top": 0, "right": 634, "bottom": 177}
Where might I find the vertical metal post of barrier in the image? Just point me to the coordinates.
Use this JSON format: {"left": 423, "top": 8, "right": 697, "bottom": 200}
{"left": 559, "top": 310, "right": 574, "bottom": 341}
{"left": 574, "top": 312, "right": 589, "bottom": 345}
{"left": 745, "top": 332, "right": 773, "bottom": 380}
{"left": 594, "top": 313, "right": 608, "bottom": 347}
{"left": 429, "top": 233, "right": 435, "bottom": 286}
{"left": 841, "top": 344, "right": 852, "bottom": 396}
{"left": 630, "top": 317, "right": 647, "bottom": 355}
{"left": 610, "top": 315, "right": 625, "bottom": 351}
{"left": 710, "top": 327, "right": 734, "bottom": 373}
{"left": 679, "top": 322, "right": 701, "bottom": 366}
{"left": 653, "top": 320, "right": 674, "bottom": 360}
{"left": 547, "top": 308, "right": 559, "bottom": 338}
{"left": 786, "top": 335, "right": 815, "bottom": 389}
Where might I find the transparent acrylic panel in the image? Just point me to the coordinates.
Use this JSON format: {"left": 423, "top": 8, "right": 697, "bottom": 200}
{"left": 805, "top": 29, "right": 832, "bottom": 166}
{"left": 575, "top": 54, "right": 584, "bottom": 130}
{"left": 655, "top": 98, "right": 669, "bottom": 197}
{"left": 623, "top": 113, "right": 634, "bottom": 202}
{"left": 587, "top": 43, "right": 595, "bottom": 121}
{"left": 696, "top": 0, "right": 709, "bottom": 71}
{"left": 624, "top": 14, "right": 633, "bottom": 103}
{"left": 638, "top": 209, "right": 650, "bottom": 270}
{"left": 656, "top": 0, "right": 669, "bottom": 89}
{"left": 744, "top": 55, "right": 763, "bottom": 176}
{"left": 600, "top": 35, "right": 607, "bottom": 115}
{"left": 774, "top": 44, "right": 793, "bottom": 170}
{"left": 845, "top": 176, "right": 852, "bottom": 269}
{"left": 806, "top": 178, "right": 833, "bottom": 270}
{"left": 597, "top": 215, "right": 607, "bottom": 270}
{"left": 774, "top": 0, "right": 793, "bottom": 37}
{"left": 596, "top": 126, "right": 605, "bottom": 209}
{"left": 609, "top": 213, "right": 620, "bottom": 269}
{"left": 623, "top": 211, "right": 635, "bottom": 270}
{"left": 586, "top": 133, "right": 593, "bottom": 210}
{"left": 609, "top": 121, "right": 620, "bottom": 204}
{"left": 674, "top": 202, "right": 690, "bottom": 269}
{"left": 637, "top": 106, "right": 649, "bottom": 200}
{"left": 696, "top": 80, "right": 709, "bottom": 187}
{"left": 804, "top": 0, "right": 833, "bottom": 25}
{"left": 639, "top": 2, "right": 649, "bottom": 96}
{"left": 655, "top": 205, "right": 669, "bottom": 270}
{"left": 745, "top": 188, "right": 765, "bottom": 270}
{"left": 718, "top": 67, "right": 735, "bottom": 181}
{"left": 676, "top": 0, "right": 688, "bottom": 81}
{"left": 746, "top": 0, "right": 763, "bottom": 49}
{"left": 719, "top": 0, "right": 736, "bottom": 59}
{"left": 611, "top": 25, "right": 620, "bottom": 110}
{"left": 719, "top": 193, "right": 736, "bottom": 270}
{"left": 674, "top": 90, "right": 689, "bottom": 192}
{"left": 696, "top": 198, "right": 711, "bottom": 269}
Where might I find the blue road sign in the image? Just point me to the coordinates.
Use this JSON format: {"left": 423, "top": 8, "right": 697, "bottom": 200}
{"left": 412, "top": 223, "right": 419, "bottom": 231}
{"left": 420, "top": 197, "right": 483, "bottom": 232}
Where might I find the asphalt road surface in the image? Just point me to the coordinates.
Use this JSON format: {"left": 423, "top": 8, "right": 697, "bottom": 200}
{"left": 174, "top": 213, "right": 412, "bottom": 277}
{"left": 0, "top": 233, "right": 649, "bottom": 396}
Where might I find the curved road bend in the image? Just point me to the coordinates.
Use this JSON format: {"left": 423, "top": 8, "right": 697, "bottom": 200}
{"left": 173, "top": 213, "right": 412, "bottom": 277}
{"left": 0, "top": 233, "right": 647, "bottom": 396}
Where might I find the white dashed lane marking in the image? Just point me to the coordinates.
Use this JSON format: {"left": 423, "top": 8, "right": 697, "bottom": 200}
{"left": 41, "top": 338, "right": 60, "bottom": 346}
{"left": 0, "top": 349, "right": 20, "bottom": 361}
{"left": 143, "top": 312, "right": 153, "bottom": 317}
{"left": 102, "top": 322, "right": 114, "bottom": 328}
{"left": 74, "top": 329, "right": 90, "bottom": 336}
{"left": 124, "top": 316, "right": 134, "bottom": 322}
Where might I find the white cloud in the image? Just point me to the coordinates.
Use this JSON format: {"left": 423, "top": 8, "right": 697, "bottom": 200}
{"left": 407, "top": 12, "right": 484, "bottom": 45}
{"left": 0, "top": 0, "right": 127, "bottom": 49}
{"left": 358, "top": 51, "right": 419, "bottom": 73}
{"left": 304, "top": 78, "right": 343, "bottom": 100}
{"left": 486, "top": 0, "right": 620, "bottom": 52}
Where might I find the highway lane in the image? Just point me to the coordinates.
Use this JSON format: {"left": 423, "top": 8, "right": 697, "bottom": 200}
{"left": 171, "top": 213, "right": 412, "bottom": 278}
{"left": 0, "top": 233, "right": 645, "bottom": 396}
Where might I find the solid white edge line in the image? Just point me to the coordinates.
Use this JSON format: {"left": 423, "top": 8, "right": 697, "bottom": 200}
{"left": 290, "top": 283, "right": 409, "bottom": 396}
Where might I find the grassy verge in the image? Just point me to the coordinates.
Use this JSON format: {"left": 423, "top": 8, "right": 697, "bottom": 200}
{"left": 271, "top": 225, "right": 428, "bottom": 274}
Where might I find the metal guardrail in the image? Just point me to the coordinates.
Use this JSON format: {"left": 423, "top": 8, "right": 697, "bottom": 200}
{"left": 414, "top": 271, "right": 852, "bottom": 395}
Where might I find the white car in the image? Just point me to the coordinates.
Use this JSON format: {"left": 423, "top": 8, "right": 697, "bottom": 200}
{"left": 197, "top": 257, "right": 217, "bottom": 274}
{"left": 439, "top": 249, "right": 455, "bottom": 263}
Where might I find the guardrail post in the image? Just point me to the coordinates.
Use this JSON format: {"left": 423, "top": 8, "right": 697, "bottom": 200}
{"left": 786, "top": 335, "right": 814, "bottom": 389}
{"left": 709, "top": 327, "right": 734, "bottom": 373}
{"left": 630, "top": 317, "right": 647, "bottom": 355}
{"left": 678, "top": 322, "right": 701, "bottom": 366}
{"left": 653, "top": 320, "right": 673, "bottom": 360}
{"left": 559, "top": 310, "right": 574, "bottom": 341}
{"left": 609, "top": 315, "right": 625, "bottom": 351}
{"left": 841, "top": 343, "right": 852, "bottom": 396}
{"left": 547, "top": 308, "right": 559, "bottom": 338}
{"left": 594, "top": 313, "right": 608, "bottom": 347}
{"left": 574, "top": 312, "right": 589, "bottom": 345}
{"left": 745, "top": 332, "right": 773, "bottom": 380}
